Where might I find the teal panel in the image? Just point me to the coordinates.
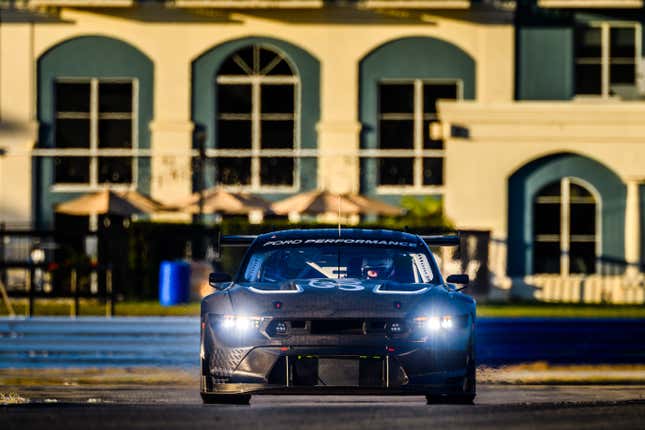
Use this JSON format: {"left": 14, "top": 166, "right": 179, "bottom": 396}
{"left": 36, "top": 36, "right": 154, "bottom": 228}
{"left": 639, "top": 184, "right": 645, "bottom": 269}
{"left": 508, "top": 153, "right": 626, "bottom": 276}
{"left": 517, "top": 27, "right": 573, "bottom": 100}
{"left": 358, "top": 36, "right": 475, "bottom": 196}
{"left": 191, "top": 37, "right": 320, "bottom": 193}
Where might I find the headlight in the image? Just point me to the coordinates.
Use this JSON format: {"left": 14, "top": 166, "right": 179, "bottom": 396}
{"left": 414, "top": 315, "right": 453, "bottom": 332}
{"left": 214, "top": 315, "right": 261, "bottom": 333}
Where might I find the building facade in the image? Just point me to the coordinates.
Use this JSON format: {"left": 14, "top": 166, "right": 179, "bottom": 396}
{"left": 1, "top": 0, "right": 644, "bottom": 302}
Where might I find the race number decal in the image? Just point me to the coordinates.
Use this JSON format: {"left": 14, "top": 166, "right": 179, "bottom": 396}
{"left": 307, "top": 279, "right": 365, "bottom": 292}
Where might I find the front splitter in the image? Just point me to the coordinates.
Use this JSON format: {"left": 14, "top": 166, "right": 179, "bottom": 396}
{"left": 201, "top": 382, "right": 468, "bottom": 396}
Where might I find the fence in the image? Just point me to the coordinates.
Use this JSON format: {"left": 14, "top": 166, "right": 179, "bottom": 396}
{"left": 0, "top": 222, "right": 220, "bottom": 315}
{"left": 1, "top": 317, "right": 643, "bottom": 369}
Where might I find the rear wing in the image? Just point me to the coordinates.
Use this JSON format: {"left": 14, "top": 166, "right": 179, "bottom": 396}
{"left": 419, "top": 234, "right": 460, "bottom": 247}
{"left": 218, "top": 233, "right": 460, "bottom": 247}
{"left": 219, "top": 235, "right": 257, "bottom": 247}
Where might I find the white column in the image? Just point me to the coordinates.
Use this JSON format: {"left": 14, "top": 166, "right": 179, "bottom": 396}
{"left": 624, "top": 179, "right": 641, "bottom": 276}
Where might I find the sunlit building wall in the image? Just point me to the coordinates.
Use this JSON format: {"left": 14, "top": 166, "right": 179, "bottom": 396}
{"left": 0, "top": 0, "right": 644, "bottom": 302}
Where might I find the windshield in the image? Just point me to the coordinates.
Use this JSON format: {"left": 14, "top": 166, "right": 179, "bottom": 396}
{"left": 240, "top": 245, "right": 436, "bottom": 284}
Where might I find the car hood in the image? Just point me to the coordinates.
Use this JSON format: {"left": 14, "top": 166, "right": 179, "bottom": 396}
{"left": 225, "top": 278, "right": 452, "bottom": 318}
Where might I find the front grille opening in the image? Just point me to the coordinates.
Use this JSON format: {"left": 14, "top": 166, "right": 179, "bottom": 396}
{"left": 291, "top": 357, "right": 384, "bottom": 387}
{"left": 310, "top": 319, "right": 364, "bottom": 335}
{"left": 368, "top": 320, "right": 387, "bottom": 333}
{"left": 265, "top": 318, "right": 409, "bottom": 337}
{"left": 268, "top": 356, "right": 287, "bottom": 385}
{"left": 291, "top": 320, "right": 306, "bottom": 329}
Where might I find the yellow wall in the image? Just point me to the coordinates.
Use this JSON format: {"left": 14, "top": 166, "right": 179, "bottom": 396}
{"left": 0, "top": 6, "right": 514, "bottom": 222}
{"left": 441, "top": 101, "right": 645, "bottom": 237}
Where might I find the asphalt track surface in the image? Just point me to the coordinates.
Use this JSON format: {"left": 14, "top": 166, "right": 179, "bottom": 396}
{"left": 2, "top": 385, "right": 645, "bottom": 429}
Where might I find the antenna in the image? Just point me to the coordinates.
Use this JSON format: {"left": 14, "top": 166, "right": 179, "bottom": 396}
{"left": 337, "top": 194, "right": 342, "bottom": 237}
{"left": 337, "top": 194, "right": 342, "bottom": 278}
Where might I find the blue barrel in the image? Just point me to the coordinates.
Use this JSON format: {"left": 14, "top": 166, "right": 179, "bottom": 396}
{"left": 159, "top": 261, "right": 191, "bottom": 306}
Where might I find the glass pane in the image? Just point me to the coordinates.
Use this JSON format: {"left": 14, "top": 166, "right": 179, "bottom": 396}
{"left": 217, "top": 120, "right": 252, "bottom": 149}
{"left": 56, "top": 119, "right": 90, "bottom": 148}
{"left": 259, "top": 48, "right": 280, "bottom": 71}
{"left": 539, "top": 182, "right": 562, "bottom": 197}
{"left": 98, "top": 82, "right": 132, "bottom": 113}
{"left": 98, "top": 157, "right": 132, "bottom": 184}
{"left": 259, "top": 48, "right": 293, "bottom": 76}
{"left": 218, "top": 55, "right": 248, "bottom": 75}
{"left": 534, "top": 203, "right": 561, "bottom": 235}
{"left": 261, "top": 84, "right": 294, "bottom": 113}
{"left": 260, "top": 157, "right": 294, "bottom": 186}
{"left": 570, "top": 203, "right": 595, "bottom": 235}
{"left": 218, "top": 85, "right": 252, "bottom": 114}
{"left": 610, "top": 27, "right": 636, "bottom": 58}
{"left": 575, "top": 26, "right": 601, "bottom": 58}
{"left": 423, "top": 83, "right": 458, "bottom": 114}
{"left": 56, "top": 82, "right": 90, "bottom": 112}
{"left": 265, "top": 59, "right": 293, "bottom": 76}
{"left": 379, "top": 120, "right": 414, "bottom": 149}
{"left": 423, "top": 120, "right": 443, "bottom": 149}
{"left": 533, "top": 242, "right": 561, "bottom": 274}
{"left": 98, "top": 119, "right": 132, "bottom": 148}
{"left": 379, "top": 84, "right": 414, "bottom": 114}
{"left": 54, "top": 156, "right": 90, "bottom": 183}
{"left": 422, "top": 157, "right": 443, "bottom": 186}
{"left": 575, "top": 63, "right": 602, "bottom": 95}
{"left": 378, "top": 158, "right": 413, "bottom": 186}
{"left": 569, "top": 183, "right": 592, "bottom": 198}
{"left": 570, "top": 242, "right": 596, "bottom": 274}
{"left": 215, "top": 157, "right": 251, "bottom": 185}
{"left": 610, "top": 63, "right": 636, "bottom": 85}
{"left": 261, "top": 120, "right": 294, "bottom": 149}
{"left": 237, "top": 46, "right": 255, "bottom": 73}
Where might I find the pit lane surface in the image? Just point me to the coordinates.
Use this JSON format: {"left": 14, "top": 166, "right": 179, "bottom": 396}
{"left": 2, "top": 385, "right": 644, "bottom": 429}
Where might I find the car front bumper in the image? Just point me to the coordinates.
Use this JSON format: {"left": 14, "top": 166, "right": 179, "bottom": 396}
{"left": 200, "top": 344, "right": 471, "bottom": 395}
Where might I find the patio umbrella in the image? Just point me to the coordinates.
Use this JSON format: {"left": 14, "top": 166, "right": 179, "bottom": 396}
{"left": 182, "top": 187, "right": 273, "bottom": 215}
{"left": 343, "top": 193, "right": 403, "bottom": 217}
{"left": 272, "top": 190, "right": 360, "bottom": 216}
{"left": 55, "top": 189, "right": 163, "bottom": 216}
{"left": 271, "top": 190, "right": 402, "bottom": 216}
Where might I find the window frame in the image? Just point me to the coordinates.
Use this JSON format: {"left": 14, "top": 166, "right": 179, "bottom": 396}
{"left": 533, "top": 177, "right": 603, "bottom": 276}
{"left": 374, "top": 78, "right": 463, "bottom": 195}
{"left": 574, "top": 21, "right": 642, "bottom": 99}
{"left": 212, "top": 45, "right": 301, "bottom": 193}
{"left": 51, "top": 77, "right": 139, "bottom": 192}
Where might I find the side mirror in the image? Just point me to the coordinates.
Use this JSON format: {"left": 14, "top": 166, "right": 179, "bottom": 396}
{"left": 209, "top": 272, "right": 232, "bottom": 289}
{"left": 446, "top": 274, "right": 469, "bottom": 291}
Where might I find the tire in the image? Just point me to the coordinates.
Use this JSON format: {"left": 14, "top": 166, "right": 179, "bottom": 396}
{"left": 462, "top": 340, "right": 476, "bottom": 396}
{"left": 426, "top": 338, "right": 476, "bottom": 405}
{"left": 201, "top": 393, "right": 251, "bottom": 405}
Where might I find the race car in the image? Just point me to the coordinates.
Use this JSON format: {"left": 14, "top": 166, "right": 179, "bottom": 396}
{"left": 200, "top": 228, "right": 476, "bottom": 405}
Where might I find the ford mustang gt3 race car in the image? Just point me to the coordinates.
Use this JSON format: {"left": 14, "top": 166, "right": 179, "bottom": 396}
{"left": 200, "top": 229, "right": 476, "bottom": 405}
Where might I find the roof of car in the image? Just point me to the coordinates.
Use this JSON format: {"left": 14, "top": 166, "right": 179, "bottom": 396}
{"left": 255, "top": 228, "right": 422, "bottom": 244}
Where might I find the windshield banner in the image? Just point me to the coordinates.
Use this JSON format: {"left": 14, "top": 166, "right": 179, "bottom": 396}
{"left": 261, "top": 238, "right": 419, "bottom": 248}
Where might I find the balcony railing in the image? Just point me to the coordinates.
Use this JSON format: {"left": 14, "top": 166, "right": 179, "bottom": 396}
{"left": 538, "top": 0, "right": 643, "bottom": 8}
{"left": 20, "top": 0, "right": 475, "bottom": 9}
{"left": 169, "top": 0, "right": 324, "bottom": 8}
{"left": 358, "top": 0, "right": 471, "bottom": 8}
{"left": 24, "top": 0, "right": 134, "bottom": 6}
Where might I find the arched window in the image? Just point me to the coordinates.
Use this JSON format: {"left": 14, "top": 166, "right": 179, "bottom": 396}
{"left": 533, "top": 178, "right": 598, "bottom": 275}
{"left": 215, "top": 45, "right": 298, "bottom": 189}
{"left": 358, "top": 36, "right": 475, "bottom": 196}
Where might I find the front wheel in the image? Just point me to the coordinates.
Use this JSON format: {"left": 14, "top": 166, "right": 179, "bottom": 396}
{"left": 201, "top": 393, "right": 251, "bottom": 405}
{"left": 427, "top": 340, "right": 476, "bottom": 405}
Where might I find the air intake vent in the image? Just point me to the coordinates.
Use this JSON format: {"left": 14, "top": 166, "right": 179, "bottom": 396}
{"left": 310, "top": 319, "right": 364, "bottom": 335}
